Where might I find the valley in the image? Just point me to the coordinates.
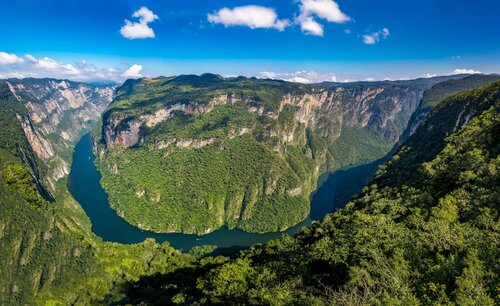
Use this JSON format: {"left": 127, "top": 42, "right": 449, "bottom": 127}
{"left": 0, "top": 73, "right": 498, "bottom": 304}
{"left": 68, "top": 132, "right": 389, "bottom": 250}
{"left": 1, "top": 1, "right": 499, "bottom": 304}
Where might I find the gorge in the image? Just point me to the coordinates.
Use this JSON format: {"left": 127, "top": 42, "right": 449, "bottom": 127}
{"left": 1, "top": 74, "right": 499, "bottom": 304}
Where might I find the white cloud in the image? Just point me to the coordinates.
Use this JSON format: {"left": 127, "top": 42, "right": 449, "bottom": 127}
{"left": 0, "top": 52, "right": 24, "bottom": 65}
{"left": 207, "top": 1, "right": 349, "bottom": 36}
{"left": 344, "top": 28, "right": 351, "bottom": 34}
{"left": 260, "top": 71, "right": 277, "bottom": 78}
{"left": 299, "top": 0, "right": 350, "bottom": 23}
{"left": 422, "top": 73, "right": 438, "bottom": 78}
{"left": 122, "top": 64, "right": 143, "bottom": 78}
{"left": 362, "top": 35, "right": 376, "bottom": 45}
{"left": 259, "top": 70, "right": 337, "bottom": 83}
{"left": 363, "top": 27, "right": 390, "bottom": 45}
{"left": 207, "top": 5, "right": 290, "bottom": 31}
{"left": 24, "top": 54, "right": 79, "bottom": 75}
{"left": 381, "top": 28, "right": 390, "bottom": 37}
{"left": 452, "top": 68, "right": 481, "bottom": 75}
{"left": 287, "top": 76, "right": 312, "bottom": 83}
{"left": 0, "top": 54, "right": 142, "bottom": 82}
{"left": 25, "top": 54, "right": 37, "bottom": 63}
{"left": 120, "top": 7, "right": 159, "bottom": 39}
{"left": 297, "top": 0, "right": 350, "bottom": 36}
{"left": 300, "top": 17, "right": 324, "bottom": 36}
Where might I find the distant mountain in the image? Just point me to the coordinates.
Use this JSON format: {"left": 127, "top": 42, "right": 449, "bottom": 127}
{"left": 320, "top": 74, "right": 468, "bottom": 87}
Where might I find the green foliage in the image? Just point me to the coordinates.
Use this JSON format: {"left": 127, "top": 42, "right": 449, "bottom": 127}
{"left": 0, "top": 80, "right": 194, "bottom": 305}
{"left": 98, "top": 75, "right": 413, "bottom": 234}
{"left": 2, "top": 164, "right": 45, "bottom": 207}
{"left": 420, "top": 74, "right": 500, "bottom": 109}
{"left": 99, "top": 131, "right": 311, "bottom": 234}
{"left": 121, "top": 81, "right": 500, "bottom": 305}
{"left": 377, "top": 80, "right": 500, "bottom": 186}
{"left": 327, "top": 126, "right": 393, "bottom": 169}
{"left": 98, "top": 77, "right": 329, "bottom": 234}
{"left": 106, "top": 74, "right": 309, "bottom": 121}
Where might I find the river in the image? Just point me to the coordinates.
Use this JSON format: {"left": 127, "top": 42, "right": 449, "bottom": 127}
{"left": 68, "top": 133, "right": 385, "bottom": 252}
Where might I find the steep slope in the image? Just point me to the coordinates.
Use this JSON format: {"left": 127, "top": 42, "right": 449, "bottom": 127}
{"left": 405, "top": 74, "right": 500, "bottom": 136}
{"left": 0, "top": 78, "right": 114, "bottom": 191}
{"left": 96, "top": 74, "right": 438, "bottom": 234}
{"left": 379, "top": 77, "right": 500, "bottom": 185}
{"left": 0, "top": 78, "right": 195, "bottom": 305}
{"left": 121, "top": 81, "right": 500, "bottom": 305}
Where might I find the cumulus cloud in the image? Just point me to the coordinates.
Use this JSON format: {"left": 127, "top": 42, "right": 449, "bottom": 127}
{"left": 362, "top": 27, "right": 390, "bottom": 45}
{"left": 300, "top": 17, "right": 324, "bottom": 36}
{"left": 0, "top": 52, "right": 142, "bottom": 82}
{"left": 297, "top": 0, "right": 350, "bottom": 36}
{"left": 122, "top": 64, "right": 143, "bottom": 78}
{"left": 207, "top": 0, "right": 349, "bottom": 36}
{"left": 452, "top": 68, "right": 481, "bottom": 75}
{"left": 259, "top": 70, "right": 337, "bottom": 83}
{"left": 299, "top": 0, "right": 350, "bottom": 23}
{"left": 120, "top": 7, "right": 159, "bottom": 39}
{"left": 0, "top": 52, "right": 24, "bottom": 65}
{"left": 25, "top": 54, "right": 80, "bottom": 75}
{"left": 207, "top": 5, "right": 290, "bottom": 31}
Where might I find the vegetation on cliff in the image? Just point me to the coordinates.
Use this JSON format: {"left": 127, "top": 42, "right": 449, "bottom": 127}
{"left": 0, "top": 80, "right": 194, "bottom": 305}
{"left": 1, "top": 77, "right": 499, "bottom": 305}
{"left": 96, "top": 74, "right": 429, "bottom": 234}
{"left": 118, "top": 81, "right": 500, "bottom": 305}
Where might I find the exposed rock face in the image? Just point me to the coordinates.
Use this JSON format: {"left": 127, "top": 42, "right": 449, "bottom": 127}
{"left": 16, "top": 114, "right": 55, "bottom": 159}
{"left": 176, "top": 138, "right": 217, "bottom": 149}
{"left": 103, "top": 94, "right": 231, "bottom": 148}
{"left": 103, "top": 84, "right": 423, "bottom": 150}
{"left": 2, "top": 78, "right": 114, "bottom": 191}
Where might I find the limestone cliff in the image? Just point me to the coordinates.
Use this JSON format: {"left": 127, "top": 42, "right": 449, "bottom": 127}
{"left": 2, "top": 78, "right": 114, "bottom": 191}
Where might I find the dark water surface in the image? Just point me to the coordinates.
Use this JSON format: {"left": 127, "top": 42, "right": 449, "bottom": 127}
{"left": 68, "top": 133, "right": 385, "bottom": 251}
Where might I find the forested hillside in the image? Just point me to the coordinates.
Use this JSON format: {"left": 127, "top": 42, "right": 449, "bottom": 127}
{"left": 0, "top": 79, "right": 195, "bottom": 305}
{"left": 404, "top": 74, "right": 500, "bottom": 137}
{"left": 95, "top": 74, "right": 450, "bottom": 234}
{"left": 1, "top": 77, "right": 498, "bottom": 305}
{"left": 120, "top": 81, "right": 500, "bottom": 305}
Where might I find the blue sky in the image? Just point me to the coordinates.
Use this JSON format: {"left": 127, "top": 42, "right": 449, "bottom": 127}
{"left": 0, "top": 0, "right": 499, "bottom": 82}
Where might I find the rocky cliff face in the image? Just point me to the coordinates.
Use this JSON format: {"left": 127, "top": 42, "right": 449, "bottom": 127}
{"left": 402, "top": 74, "right": 500, "bottom": 141}
{"left": 102, "top": 83, "right": 423, "bottom": 151}
{"left": 1, "top": 78, "right": 114, "bottom": 191}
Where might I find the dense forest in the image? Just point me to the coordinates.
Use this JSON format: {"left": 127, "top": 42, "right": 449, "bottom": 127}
{"left": 0, "top": 77, "right": 498, "bottom": 305}
{"left": 95, "top": 74, "right": 442, "bottom": 234}
{"left": 118, "top": 80, "right": 500, "bottom": 305}
{"left": 0, "top": 80, "right": 197, "bottom": 305}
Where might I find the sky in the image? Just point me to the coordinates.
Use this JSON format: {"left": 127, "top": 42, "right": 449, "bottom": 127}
{"left": 0, "top": 0, "right": 499, "bottom": 83}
